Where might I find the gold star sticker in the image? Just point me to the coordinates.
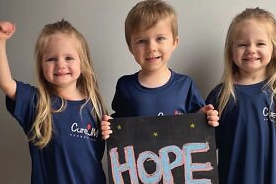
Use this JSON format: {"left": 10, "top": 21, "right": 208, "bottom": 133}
{"left": 117, "top": 125, "right": 122, "bottom": 130}
{"left": 190, "top": 123, "right": 195, "bottom": 128}
{"left": 153, "top": 131, "right": 158, "bottom": 137}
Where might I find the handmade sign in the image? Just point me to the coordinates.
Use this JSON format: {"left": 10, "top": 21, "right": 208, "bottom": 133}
{"left": 107, "top": 113, "right": 218, "bottom": 184}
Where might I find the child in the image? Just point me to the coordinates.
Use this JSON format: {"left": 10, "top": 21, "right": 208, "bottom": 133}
{"left": 0, "top": 20, "right": 107, "bottom": 184}
{"left": 101, "top": 0, "right": 219, "bottom": 139}
{"left": 206, "top": 8, "right": 276, "bottom": 184}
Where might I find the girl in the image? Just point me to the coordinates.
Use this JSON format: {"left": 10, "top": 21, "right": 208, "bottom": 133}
{"left": 206, "top": 8, "right": 276, "bottom": 184}
{"left": 0, "top": 20, "right": 107, "bottom": 184}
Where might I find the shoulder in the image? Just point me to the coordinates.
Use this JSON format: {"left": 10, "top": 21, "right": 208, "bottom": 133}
{"left": 207, "top": 83, "right": 223, "bottom": 97}
{"left": 171, "top": 70, "right": 194, "bottom": 84}
{"left": 13, "top": 80, "right": 38, "bottom": 99}
{"left": 13, "top": 80, "right": 39, "bottom": 105}
{"left": 170, "top": 71, "right": 202, "bottom": 93}
{"left": 16, "top": 80, "right": 37, "bottom": 90}
{"left": 206, "top": 83, "right": 223, "bottom": 104}
{"left": 117, "top": 73, "right": 137, "bottom": 81}
{"left": 210, "top": 83, "right": 223, "bottom": 94}
{"left": 116, "top": 72, "right": 138, "bottom": 87}
{"left": 171, "top": 70, "right": 191, "bottom": 79}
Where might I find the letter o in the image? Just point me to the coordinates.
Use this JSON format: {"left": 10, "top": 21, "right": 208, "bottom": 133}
{"left": 137, "top": 151, "right": 162, "bottom": 184}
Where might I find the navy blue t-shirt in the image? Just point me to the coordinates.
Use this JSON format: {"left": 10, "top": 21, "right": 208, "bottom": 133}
{"left": 6, "top": 81, "right": 106, "bottom": 184}
{"left": 206, "top": 80, "right": 276, "bottom": 184}
{"left": 112, "top": 70, "right": 205, "bottom": 118}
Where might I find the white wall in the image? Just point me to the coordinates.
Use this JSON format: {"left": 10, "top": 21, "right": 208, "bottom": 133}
{"left": 0, "top": 0, "right": 275, "bottom": 183}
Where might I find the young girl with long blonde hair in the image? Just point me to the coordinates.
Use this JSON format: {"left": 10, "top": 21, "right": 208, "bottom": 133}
{"left": 0, "top": 20, "right": 107, "bottom": 184}
{"left": 206, "top": 8, "right": 276, "bottom": 184}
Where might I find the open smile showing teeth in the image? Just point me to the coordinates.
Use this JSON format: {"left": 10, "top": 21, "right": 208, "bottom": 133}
{"left": 243, "top": 57, "right": 260, "bottom": 62}
{"left": 54, "top": 72, "right": 70, "bottom": 76}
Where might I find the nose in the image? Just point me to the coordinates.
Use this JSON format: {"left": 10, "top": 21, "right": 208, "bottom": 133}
{"left": 246, "top": 44, "right": 256, "bottom": 54}
{"left": 55, "top": 59, "right": 66, "bottom": 69}
{"left": 147, "top": 40, "right": 157, "bottom": 52}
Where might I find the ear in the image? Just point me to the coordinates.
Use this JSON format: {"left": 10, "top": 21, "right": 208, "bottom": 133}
{"left": 128, "top": 46, "right": 133, "bottom": 54}
{"left": 173, "top": 36, "right": 179, "bottom": 49}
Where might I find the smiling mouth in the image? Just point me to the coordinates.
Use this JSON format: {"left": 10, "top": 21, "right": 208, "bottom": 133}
{"left": 54, "top": 73, "right": 70, "bottom": 76}
{"left": 146, "top": 56, "right": 161, "bottom": 61}
{"left": 242, "top": 57, "right": 260, "bottom": 62}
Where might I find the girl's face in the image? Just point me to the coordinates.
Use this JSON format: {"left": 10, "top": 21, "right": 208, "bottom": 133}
{"left": 41, "top": 33, "right": 81, "bottom": 92}
{"left": 232, "top": 19, "right": 273, "bottom": 82}
{"left": 129, "top": 17, "right": 178, "bottom": 75}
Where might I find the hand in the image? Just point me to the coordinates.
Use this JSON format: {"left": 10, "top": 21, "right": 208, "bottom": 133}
{"left": 101, "top": 115, "right": 113, "bottom": 140}
{"left": 199, "top": 104, "right": 219, "bottom": 127}
{"left": 0, "top": 21, "right": 15, "bottom": 40}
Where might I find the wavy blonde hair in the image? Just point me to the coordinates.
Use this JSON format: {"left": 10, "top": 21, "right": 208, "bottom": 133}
{"left": 29, "top": 19, "right": 107, "bottom": 148}
{"left": 219, "top": 8, "right": 276, "bottom": 116}
{"left": 125, "top": 0, "right": 178, "bottom": 50}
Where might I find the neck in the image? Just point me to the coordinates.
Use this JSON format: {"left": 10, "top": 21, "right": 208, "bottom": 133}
{"left": 234, "top": 71, "right": 267, "bottom": 85}
{"left": 138, "top": 68, "right": 171, "bottom": 88}
{"left": 54, "top": 86, "right": 84, "bottom": 100}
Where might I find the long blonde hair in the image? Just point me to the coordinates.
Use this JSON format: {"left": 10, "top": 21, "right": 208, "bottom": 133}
{"left": 29, "top": 19, "right": 107, "bottom": 148}
{"left": 219, "top": 8, "right": 276, "bottom": 116}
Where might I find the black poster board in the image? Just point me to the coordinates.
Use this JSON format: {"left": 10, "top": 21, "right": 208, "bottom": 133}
{"left": 107, "top": 113, "right": 218, "bottom": 184}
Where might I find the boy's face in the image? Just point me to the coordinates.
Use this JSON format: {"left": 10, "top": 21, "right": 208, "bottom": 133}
{"left": 129, "top": 17, "right": 178, "bottom": 74}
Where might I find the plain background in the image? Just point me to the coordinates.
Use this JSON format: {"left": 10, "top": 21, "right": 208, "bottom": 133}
{"left": 0, "top": 0, "right": 275, "bottom": 183}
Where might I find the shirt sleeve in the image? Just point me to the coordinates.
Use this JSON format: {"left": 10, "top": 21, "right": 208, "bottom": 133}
{"left": 6, "top": 81, "right": 37, "bottom": 134}
{"left": 111, "top": 77, "right": 126, "bottom": 118}
{"left": 185, "top": 80, "right": 205, "bottom": 113}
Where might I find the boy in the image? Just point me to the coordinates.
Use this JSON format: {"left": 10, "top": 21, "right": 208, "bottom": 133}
{"left": 102, "top": 0, "right": 219, "bottom": 139}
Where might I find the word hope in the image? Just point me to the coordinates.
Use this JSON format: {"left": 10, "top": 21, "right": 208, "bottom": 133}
{"left": 109, "top": 143, "right": 213, "bottom": 184}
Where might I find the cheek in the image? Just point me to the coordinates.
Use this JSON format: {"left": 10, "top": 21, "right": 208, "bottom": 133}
{"left": 232, "top": 49, "right": 241, "bottom": 62}
{"left": 131, "top": 49, "right": 142, "bottom": 60}
{"left": 74, "top": 62, "right": 82, "bottom": 74}
{"left": 42, "top": 64, "right": 53, "bottom": 77}
{"left": 42, "top": 65, "right": 50, "bottom": 72}
{"left": 77, "top": 61, "right": 82, "bottom": 70}
{"left": 41, "top": 64, "right": 47, "bottom": 74}
{"left": 266, "top": 48, "right": 273, "bottom": 59}
{"left": 168, "top": 46, "right": 176, "bottom": 55}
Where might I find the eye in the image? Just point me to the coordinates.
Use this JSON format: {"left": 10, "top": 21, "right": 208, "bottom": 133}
{"left": 157, "top": 36, "right": 165, "bottom": 41}
{"left": 257, "top": 42, "right": 266, "bottom": 46}
{"left": 237, "top": 44, "right": 247, "bottom": 47}
{"left": 65, "top": 56, "right": 74, "bottom": 61}
{"left": 136, "top": 39, "right": 146, "bottom": 44}
{"left": 45, "top": 57, "right": 56, "bottom": 62}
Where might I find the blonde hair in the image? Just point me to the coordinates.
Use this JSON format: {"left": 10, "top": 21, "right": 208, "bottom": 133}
{"left": 219, "top": 8, "right": 276, "bottom": 116}
{"left": 29, "top": 19, "right": 107, "bottom": 148}
{"left": 125, "top": 0, "right": 178, "bottom": 50}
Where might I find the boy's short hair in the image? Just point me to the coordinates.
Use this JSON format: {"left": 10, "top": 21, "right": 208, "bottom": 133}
{"left": 125, "top": 0, "right": 178, "bottom": 49}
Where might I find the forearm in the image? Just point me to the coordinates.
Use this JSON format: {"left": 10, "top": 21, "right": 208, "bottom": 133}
{"left": 0, "top": 40, "right": 16, "bottom": 99}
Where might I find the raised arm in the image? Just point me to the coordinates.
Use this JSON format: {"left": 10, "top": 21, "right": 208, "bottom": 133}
{"left": 0, "top": 21, "right": 16, "bottom": 100}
